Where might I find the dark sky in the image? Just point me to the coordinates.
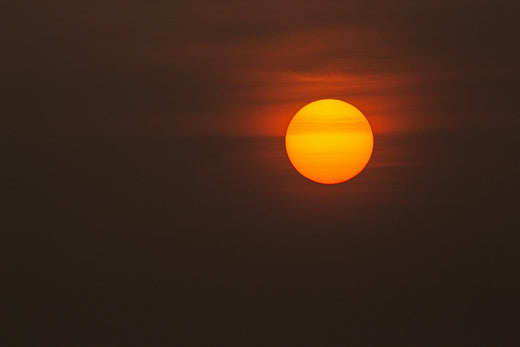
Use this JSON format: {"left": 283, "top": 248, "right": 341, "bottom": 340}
{"left": 3, "top": 1, "right": 519, "bottom": 345}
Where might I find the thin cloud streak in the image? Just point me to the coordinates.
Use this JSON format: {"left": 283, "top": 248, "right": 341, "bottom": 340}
{"left": 2, "top": 0, "right": 517, "bottom": 136}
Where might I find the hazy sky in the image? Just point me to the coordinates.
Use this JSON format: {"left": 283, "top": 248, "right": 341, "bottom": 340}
{"left": 4, "top": 2, "right": 519, "bottom": 344}
{"left": 3, "top": 0, "right": 518, "bottom": 136}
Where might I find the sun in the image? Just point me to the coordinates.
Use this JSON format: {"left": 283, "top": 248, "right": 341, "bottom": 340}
{"left": 285, "top": 99, "right": 374, "bottom": 184}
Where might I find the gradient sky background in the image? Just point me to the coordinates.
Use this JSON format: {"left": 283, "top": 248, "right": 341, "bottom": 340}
{"left": 3, "top": 1, "right": 519, "bottom": 345}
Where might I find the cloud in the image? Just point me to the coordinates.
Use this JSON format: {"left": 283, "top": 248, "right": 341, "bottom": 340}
{"left": 2, "top": 0, "right": 518, "bottom": 136}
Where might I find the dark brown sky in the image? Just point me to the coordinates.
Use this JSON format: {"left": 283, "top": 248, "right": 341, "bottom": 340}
{"left": 3, "top": 0, "right": 518, "bottom": 136}
{"left": 3, "top": 1, "right": 519, "bottom": 345}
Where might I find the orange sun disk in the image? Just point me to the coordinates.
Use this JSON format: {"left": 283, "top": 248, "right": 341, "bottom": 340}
{"left": 285, "top": 99, "right": 374, "bottom": 184}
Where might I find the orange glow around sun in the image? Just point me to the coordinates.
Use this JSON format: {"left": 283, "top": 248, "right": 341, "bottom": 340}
{"left": 285, "top": 99, "right": 374, "bottom": 184}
